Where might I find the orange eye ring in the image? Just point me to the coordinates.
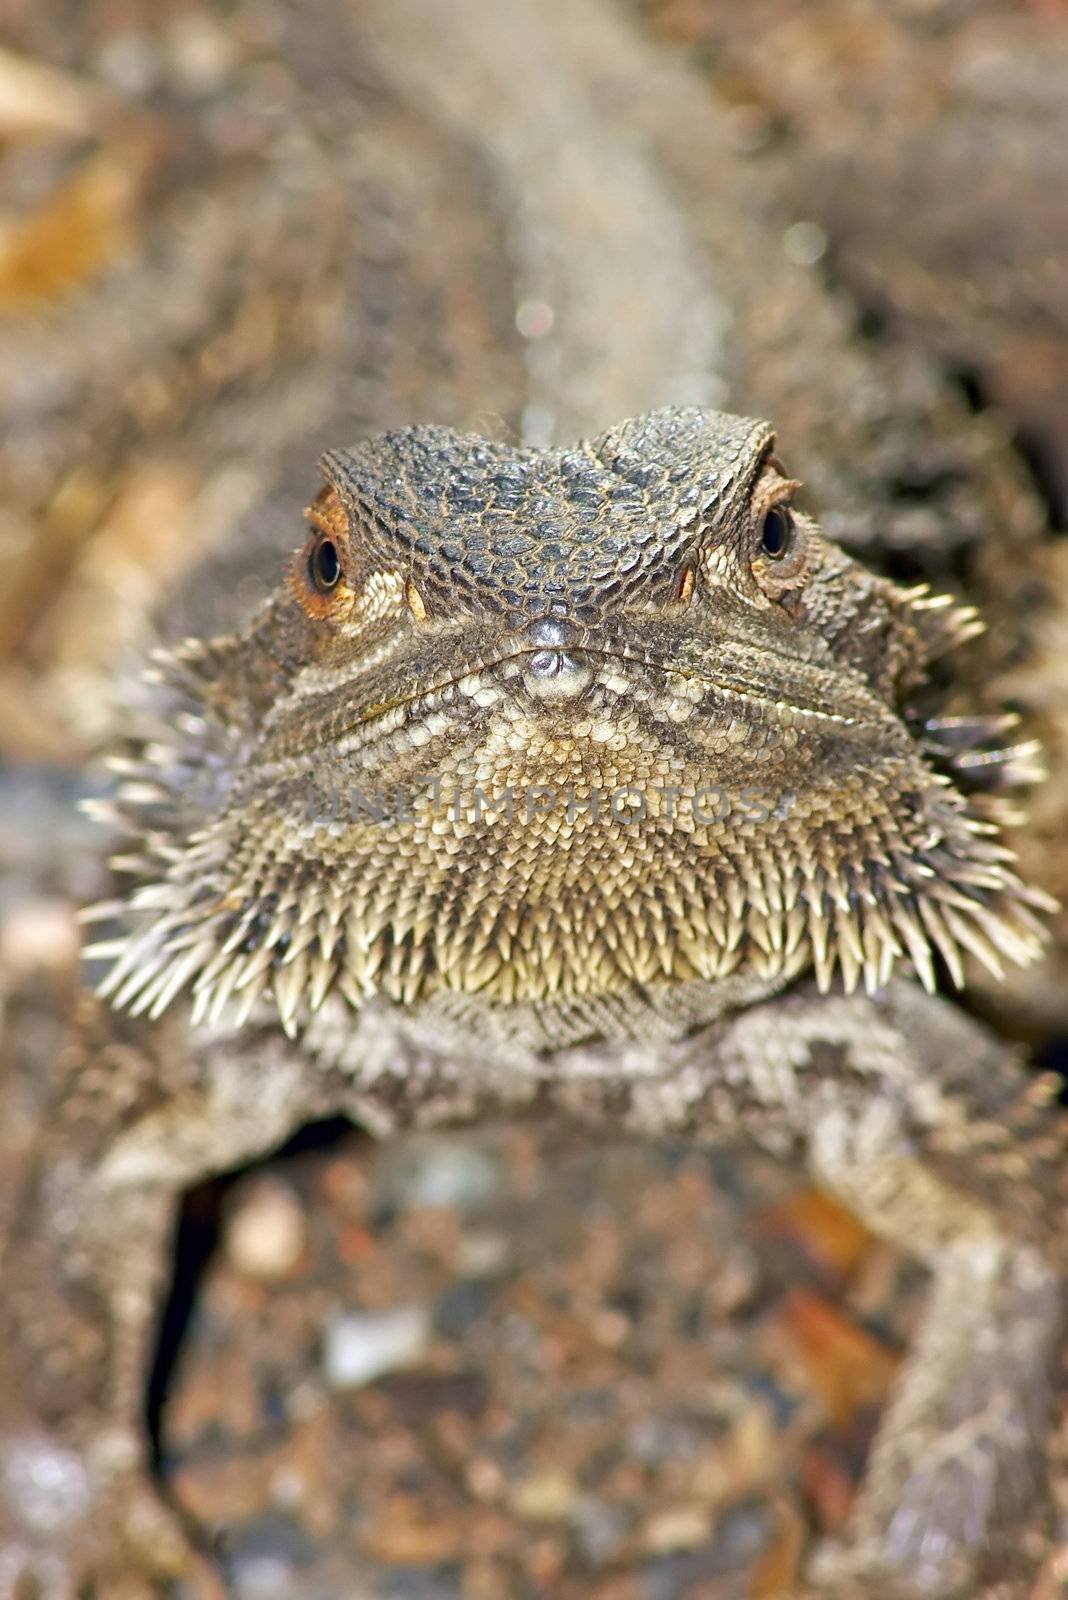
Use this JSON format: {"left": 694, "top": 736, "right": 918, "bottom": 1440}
{"left": 291, "top": 494, "right": 356, "bottom": 622}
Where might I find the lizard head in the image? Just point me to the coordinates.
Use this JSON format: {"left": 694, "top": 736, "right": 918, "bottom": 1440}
{"left": 92, "top": 407, "right": 1050, "bottom": 1039}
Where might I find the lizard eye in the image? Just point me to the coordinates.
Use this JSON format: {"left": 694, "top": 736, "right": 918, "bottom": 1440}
{"left": 760, "top": 505, "right": 794, "bottom": 559}
{"left": 751, "top": 490, "right": 813, "bottom": 603}
{"left": 309, "top": 537, "right": 341, "bottom": 593}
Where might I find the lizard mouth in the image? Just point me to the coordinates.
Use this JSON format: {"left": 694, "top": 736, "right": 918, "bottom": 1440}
{"left": 395, "top": 644, "right": 876, "bottom": 726}
{"left": 277, "top": 621, "right": 891, "bottom": 761}
{"left": 510, "top": 639, "right": 873, "bottom": 724}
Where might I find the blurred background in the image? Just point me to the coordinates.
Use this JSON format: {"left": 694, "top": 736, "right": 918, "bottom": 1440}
{"left": 0, "top": 1, "right": 1066, "bottom": 1595}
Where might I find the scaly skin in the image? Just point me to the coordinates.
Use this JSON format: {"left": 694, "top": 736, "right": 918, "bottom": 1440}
{"left": 0, "top": 405, "right": 1064, "bottom": 1598}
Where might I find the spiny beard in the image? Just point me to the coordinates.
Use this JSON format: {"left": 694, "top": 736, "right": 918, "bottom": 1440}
{"left": 81, "top": 631, "right": 1053, "bottom": 1040}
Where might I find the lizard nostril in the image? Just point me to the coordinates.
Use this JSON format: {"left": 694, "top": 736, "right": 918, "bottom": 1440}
{"left": 523, "top": 647, "right": 593, "bottom": 700}
{"left": 529, "top": 649, "right": 565, "bottom": 677}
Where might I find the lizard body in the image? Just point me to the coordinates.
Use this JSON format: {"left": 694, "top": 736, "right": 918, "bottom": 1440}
{"left": 1, "top": 0, "right": 1066, "bottom": 1596}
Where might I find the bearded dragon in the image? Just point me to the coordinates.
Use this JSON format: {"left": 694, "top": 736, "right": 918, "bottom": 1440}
{"left": 0, "top": 403, "right": 1062, "bottom": 1599}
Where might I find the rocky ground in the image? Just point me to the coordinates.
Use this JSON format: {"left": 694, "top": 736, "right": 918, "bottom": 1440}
{"left": 1, "top": 0, "right": 1067, "bottom": 1594}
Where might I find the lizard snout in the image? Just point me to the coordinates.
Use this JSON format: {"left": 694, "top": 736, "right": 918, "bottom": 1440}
{"left": 517, "top": 616, "right": 594, "bottom": 701}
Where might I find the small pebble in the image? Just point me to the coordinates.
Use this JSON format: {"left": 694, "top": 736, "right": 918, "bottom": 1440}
{"left": 93, "top": 33, "right": 161, "bottom": 96}
{"left": 322, "top": 1304, "right": 431, "bottom": 1389}
{"left": 465, "top": 1457, "right": 504, "bottom": 1501}
{"left": 455, "top": 1229, "right": 510, "bottom": 1278}
{"left": 515, "top": 298, "right": 555, "bottom": 339}
{"left": 508, "top": 1469, "right": 577, "bottom": 1522}
{"left": 268, "top": 1466, "right": 307, "bottom": 1509}
{"left": 230, "top": 1553, "right": 296, "bottom": 1600}
{"left": 166, "top": 13, "right": 237, "bottom": 92}
{"left": 572, "top": 1496, "right": 630, "bottom": 1563}
{"left": 641, "top": 1504, "right": 714, "bottom": 1554}
{"left": 783, "top": 219, "right": 829, "bottom": 267}
{"left": 381, "top": 1139, "right": 501, "bottom": 1211}
{"left": 224, "top": 1177, "right": 306, "bottom": 1280}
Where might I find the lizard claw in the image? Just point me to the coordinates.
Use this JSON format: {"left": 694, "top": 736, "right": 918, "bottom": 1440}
{"left": 797, "top": 1534, "right": 1044, "bottom": 1600}
{"left": 0, "top": 1426, "right": 223, "bottom": 1600}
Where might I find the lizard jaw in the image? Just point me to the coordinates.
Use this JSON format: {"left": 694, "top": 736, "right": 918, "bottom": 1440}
{"left": 84, "top": 631, "right": 1052, "bottom": 1036}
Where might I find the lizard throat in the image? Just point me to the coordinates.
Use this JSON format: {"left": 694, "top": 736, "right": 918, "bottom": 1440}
{"left": 86, "top": 651, "right": 1051, "bottom": 1041}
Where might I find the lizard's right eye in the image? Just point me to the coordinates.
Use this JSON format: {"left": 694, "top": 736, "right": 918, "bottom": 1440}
{"left": 759, "top": 506, "right": 793, "bottom": 559}
{"left": 310, "top": 537, "right": 341, "bottom": 593}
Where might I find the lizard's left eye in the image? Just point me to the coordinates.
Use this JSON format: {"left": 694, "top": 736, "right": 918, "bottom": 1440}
{"left": 310, "top": 537, "right": 341, "bottom": 592}
{"left": 760, "top": 506, "right": 794, "bottom": 559}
